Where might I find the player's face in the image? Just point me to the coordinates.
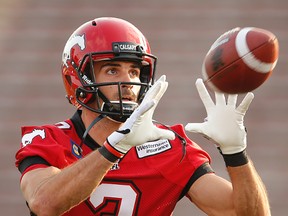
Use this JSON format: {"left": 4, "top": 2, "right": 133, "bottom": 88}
{"left": 93, "top": 61, "right": 142, "bottom": 103}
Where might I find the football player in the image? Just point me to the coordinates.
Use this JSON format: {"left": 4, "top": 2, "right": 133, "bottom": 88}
{"left": 15, "top": 17, "right": 270, "bottom": 216}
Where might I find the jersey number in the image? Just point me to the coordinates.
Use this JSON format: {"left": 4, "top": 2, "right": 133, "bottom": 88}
{"left": 86, "top": 181, "right": 141, "bottom": 215}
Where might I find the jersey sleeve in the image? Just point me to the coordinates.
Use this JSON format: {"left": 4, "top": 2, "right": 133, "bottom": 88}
{"left": 15, "top": 124, "right": 76, "bottom": 175}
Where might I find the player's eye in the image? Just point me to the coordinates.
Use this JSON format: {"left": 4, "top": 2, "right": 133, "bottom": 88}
{"left": 130, "top": 70, "right": 140, "bottom": 78}
{"left": 106, "top": 69, "right": 117, "bottom": 75}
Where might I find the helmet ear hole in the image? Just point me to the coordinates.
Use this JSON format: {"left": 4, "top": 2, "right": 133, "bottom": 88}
{"left": 75, "top": 88, "right": 97, "bottom": 106}
{"left": 76, "top": 88, "right": 86, "bottom": 99}
{"left": 64, "top": 75, "right": 72, "bottom": 85}
{"left": 79, "top": 91, "right": 86, "bottom": 98}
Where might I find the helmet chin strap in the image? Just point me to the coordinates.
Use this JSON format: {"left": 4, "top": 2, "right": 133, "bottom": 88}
{"left": 79, "top": 114, "right": 106, "bottom": 154}
{"left": 78, "top": 101, "right": 135, "bottom": 156}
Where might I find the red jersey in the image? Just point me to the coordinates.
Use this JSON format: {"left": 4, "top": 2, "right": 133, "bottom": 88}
{"left": 15, "top": 111, "right": 212, "bottom": 216}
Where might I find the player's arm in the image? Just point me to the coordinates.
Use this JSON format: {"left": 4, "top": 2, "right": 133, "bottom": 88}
{"left": 21, "top": 75, "right": 175, "bottom": 216}
{"left": 188, "top": 162, "right": 270, "bottom": 215}
{"left": 188, "top": 173, "right": 234, "bottom": 215}
{"left": 20, "top": 150, "right": 113, "bottom": 216}
{"left": 185, "top": 79, "right": 270, "bottom": 215}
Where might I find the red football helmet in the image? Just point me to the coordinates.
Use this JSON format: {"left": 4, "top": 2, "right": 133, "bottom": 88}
{"left": 61, "top": 17, "right": 157, "bottom": 122}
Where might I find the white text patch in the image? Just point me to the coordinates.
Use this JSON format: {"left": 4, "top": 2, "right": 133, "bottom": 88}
{"left": 136, "top": 139, "right": 171, "bottom": 158}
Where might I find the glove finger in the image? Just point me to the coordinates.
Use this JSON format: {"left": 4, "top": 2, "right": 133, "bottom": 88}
{"left": 136, "top": 99, "right": 156, "bottom": 117}
{"left": 142, "top": 74, "right": 168, "bottom": 103}
{"left": 153, "top": 128, "right": 175, "bottom": 140}
{"left": 139, "top": 80, "right": 168, "bottom": 121}
{"left": 237, "top": 92, "right": 254, "bottom": 114}
{"left": 156, "top": 75, "right": 166, "bottom": 82}
{"left": 227, "top": 94, "right": 238, "bottom": 107}
{"left": 185, "top": 122, "right": 204, "bottom": 134}
{"left": 125, "top": 100, "right": 156, "bottom": 127}
{"left": 144, "top": 82, "right": 168, "bottom": 120}
{"left": 153, "top": 81, "right": 168, "bottom": 103}
{"left": 215, "top": 91, "right": 226, "bottom": 106}
{"left": 145, "top": 81, "right": 168, "bottom": 105}
{"left": 148, "top": 75, "right": 166, "bottom": 97}
{"left": 142, "top": 80, "right": 162, "bottom": 103}
{"left": 195, "top": 79, "right": 214, "bottom": 112}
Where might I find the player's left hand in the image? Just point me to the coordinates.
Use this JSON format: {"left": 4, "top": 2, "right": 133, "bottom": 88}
{"left": 185, "top": 78, "right": 254, "bottom": 155}
{"left": 102, "top": 75, "right": 175, "bottom": 160}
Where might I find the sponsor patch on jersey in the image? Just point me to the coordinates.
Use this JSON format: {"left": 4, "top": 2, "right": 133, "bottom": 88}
{"left": 135, "top": 139, "right": 171, "bottom": 158}
{"left": 71, "top": 141, "right": 82, "bottom": 159}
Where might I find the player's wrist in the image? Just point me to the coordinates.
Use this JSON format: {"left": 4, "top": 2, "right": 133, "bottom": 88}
{"left": 219, "top": 148, "right": 249, "bottom": 167}
{"left": 98, "top": 141, "right": 125, "bottom": 163}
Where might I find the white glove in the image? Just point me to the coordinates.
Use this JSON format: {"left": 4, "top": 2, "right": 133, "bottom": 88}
{"left": 102, "top": 75, "right": 175, "bottom": 159}
{"left": 185, "top": 79, "right": 254, "bottom": 155}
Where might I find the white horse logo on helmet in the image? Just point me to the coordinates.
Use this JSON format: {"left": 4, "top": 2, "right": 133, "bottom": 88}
{"left": 21, "top": 129, "right": 46, "bottom": 147}
{"left": 62, "top": 34, "right": 86, "bottom": 67}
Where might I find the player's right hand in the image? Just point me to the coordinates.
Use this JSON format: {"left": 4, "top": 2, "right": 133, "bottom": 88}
{"left": 185, "top": 79, "right": 254, "bottom": 155}
{"left": 99, "top": 75, "right": 175, "bottom": 161}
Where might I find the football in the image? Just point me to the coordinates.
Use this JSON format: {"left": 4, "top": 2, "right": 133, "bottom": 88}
{"left": 202, "top": 27, "right": 279, "bottom": 94}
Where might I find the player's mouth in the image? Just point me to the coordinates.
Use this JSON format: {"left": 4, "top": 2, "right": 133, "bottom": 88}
{"left": 121, "top": 96, "right": 134, "bottom": 102}
{"left": 119, "top": 93, "right": 137, "bottom": 102}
